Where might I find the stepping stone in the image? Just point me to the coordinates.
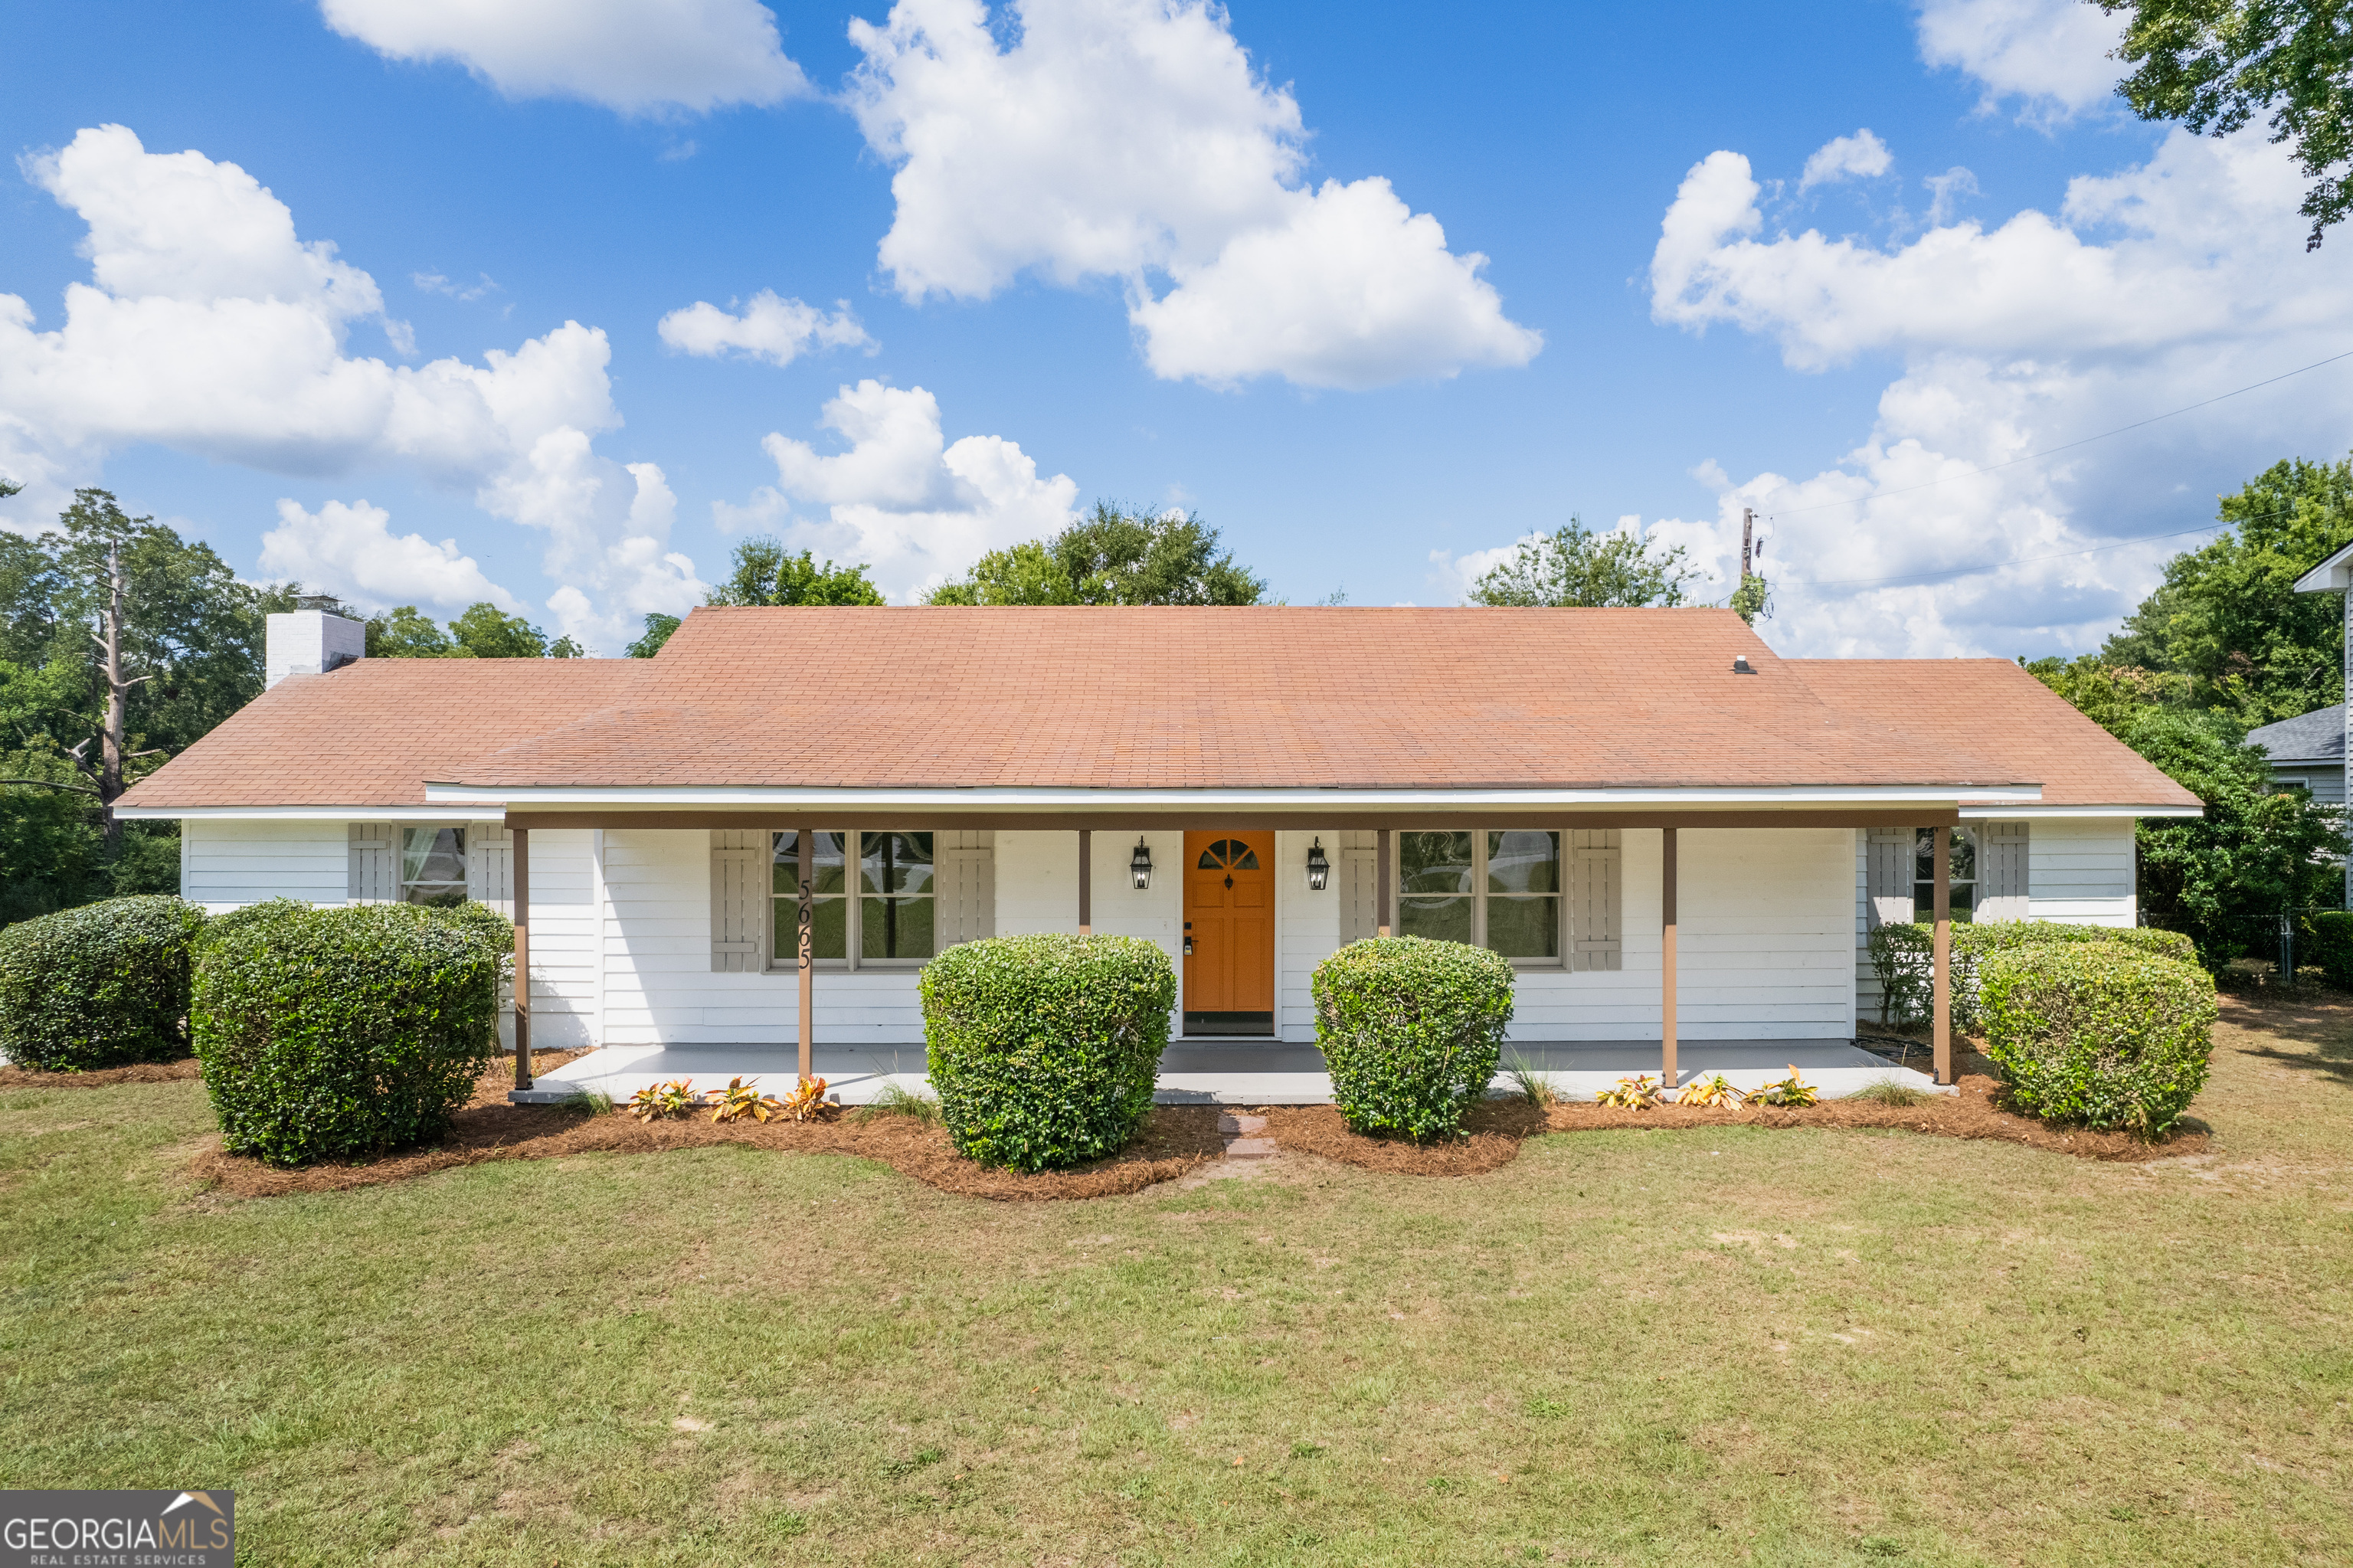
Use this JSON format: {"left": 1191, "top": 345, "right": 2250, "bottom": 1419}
{"left": 1217, "top": 1112, "right": 1267, "bottom": 1135}
{"left": 1223, "top": 1138, "right": 1279, "bottom": 1160}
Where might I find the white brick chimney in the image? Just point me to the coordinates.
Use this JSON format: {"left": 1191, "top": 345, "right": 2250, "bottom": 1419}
{"left": 265, "top": 598, "right": 366, "bottom": 689}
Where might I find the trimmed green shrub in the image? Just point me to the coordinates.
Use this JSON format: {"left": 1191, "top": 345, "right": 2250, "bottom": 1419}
{"left": 0, "top": 895, "right": 209, "bottom": 1070}
{"left": 1978, "top": 944, "right": 2217, "bottom": 1137}
{"left": 1312, "top": 936, "right": 1515, "bottom": 1142}
{"left": 194, "top": 898, "right": 312, "bottom": 953}
{"left": 431, "top": 899, "right": 516, "bottom": 960}
{"left": 920, "top": 934, "right": 1175, "bottom": 1172}
{"left": 195, "top": 903, "right": 502, "bottom": 1167}
{"left": 1867, "top": 919, "right": 2204, "bottom": 1029}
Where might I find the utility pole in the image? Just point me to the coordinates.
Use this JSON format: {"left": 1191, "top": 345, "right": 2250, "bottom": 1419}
{"left": 1741, "top": 507, "right": 1755, "bottom": 585}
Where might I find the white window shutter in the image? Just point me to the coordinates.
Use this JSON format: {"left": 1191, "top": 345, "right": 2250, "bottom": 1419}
{"left": 1340, "top": 845, "right": 1379, "bottom": 943}
{"left": 1978, "top": 822, "right": 2030, "bottom": 921}
{"left": 1568, "top": 829, "right": 1622, "bottom": 971}
{"left": 349, "top": 823, "right": 396, "bottom": 905}
{"left": 938, "top": 831, "right": 996, "bottom": 948}
{"left": 1865, "top": 827, "right": 1912, "bottom": 928}
{"left": 710, "top": 830, "right": 766, "bottom": 973}
{"left": 467, "top": 825, "right": 514, "bottom": 914}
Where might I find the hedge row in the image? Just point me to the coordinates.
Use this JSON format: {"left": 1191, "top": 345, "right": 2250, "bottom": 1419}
{"left": 1867, "top": 919, "right": 2201, "bottom": 1030}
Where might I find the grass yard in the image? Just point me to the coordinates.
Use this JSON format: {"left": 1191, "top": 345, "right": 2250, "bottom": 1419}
{"left": 4, "top": 1002, "right": 2351, "bottom": 1567}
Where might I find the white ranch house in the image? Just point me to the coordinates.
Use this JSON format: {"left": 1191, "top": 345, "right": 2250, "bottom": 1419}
{"left": 119, "top": 604, "right": 2200, "bottom": 1105}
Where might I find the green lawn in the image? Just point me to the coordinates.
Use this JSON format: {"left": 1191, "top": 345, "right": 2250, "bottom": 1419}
{"left": 5, "top": 1000, "right": 2351, "bottom": 1566}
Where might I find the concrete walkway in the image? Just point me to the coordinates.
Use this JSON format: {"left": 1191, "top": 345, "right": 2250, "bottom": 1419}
{"left": 512, "top": 1036, "right": 1945, "bottom": 1107}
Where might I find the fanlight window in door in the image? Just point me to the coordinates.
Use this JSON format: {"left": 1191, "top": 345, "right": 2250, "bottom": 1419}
{"left": 1195, "top": 838, "right": 1261, "bottom": 870}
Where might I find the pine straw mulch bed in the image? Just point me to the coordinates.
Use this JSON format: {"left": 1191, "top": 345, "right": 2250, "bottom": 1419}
{"left": 1262, "top": 1072, "right": 2210, "bottom": 1177}
{"left": 0, "top": 1056, "right": 205, "bottom": 1089}
{"left": 187, "top": 1056, "right": 1226, "bottom": 1203}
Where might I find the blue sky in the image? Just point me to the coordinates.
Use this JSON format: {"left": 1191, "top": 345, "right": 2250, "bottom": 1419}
{"left": 2, "top": 1, "right": 2346, "bottom": 659}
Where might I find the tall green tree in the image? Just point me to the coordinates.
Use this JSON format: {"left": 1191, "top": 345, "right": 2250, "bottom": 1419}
{"left": 625, "top": 614, "right": 682, "bottom": 658}
{"left": 926, "top": 502, "right": 1265, "bottom": 606}
{"left": 622, "top": 535, "right": 891, "bottom": 656}
{"left": 0, "top": 489, "right": 280, "bottom": 913}
{"left": 2097, "top": 456, "right": 2353, "bottom": 725}
{"left": 2021, "top": 453, "right": 2353, "bottom": 943}
{"left": 705, "top": 537, "right": 886, "bottom": 607}
{"left": 365, "top": 601, "right": 584, "bottom": 659}
{"left": 47, "top": 491, "right": 283, "bottom": 830}
{"left": 2097, "top": 0, "right": 2353, "bottom": 249}
{"left": 2125, "top": 709, "right": 2348, "bottom": 964}
{"left": 1466, "top": 518, "right": 1701, "bottom": 607}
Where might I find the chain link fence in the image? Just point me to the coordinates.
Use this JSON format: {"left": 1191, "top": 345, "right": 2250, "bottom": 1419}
{"left": 2139, "top": 908, "right": 2352, "bottom": 994}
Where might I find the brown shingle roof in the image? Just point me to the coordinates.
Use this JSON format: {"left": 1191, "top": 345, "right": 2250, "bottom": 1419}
{"left": 119, "top": 659, "right": 646, "bottom": 809}
{"left": 1786, "top": 658, "right": 2198, "bottom": 810}
{"left": 114, "top": 606, "right": 2174, "bottom": 810}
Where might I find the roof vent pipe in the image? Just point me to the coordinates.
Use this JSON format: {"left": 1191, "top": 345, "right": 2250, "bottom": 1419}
{"left": 1732, "top": 655, "right": 1756, "bottom": 675}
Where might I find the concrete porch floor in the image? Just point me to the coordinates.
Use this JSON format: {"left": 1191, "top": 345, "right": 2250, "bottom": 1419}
{"left": 512, "top": 1038, "right": 1946, "bottom": 1107}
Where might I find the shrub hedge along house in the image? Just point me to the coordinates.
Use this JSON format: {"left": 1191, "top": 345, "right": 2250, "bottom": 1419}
{"left": 106, "top": 604, "right": 2199, "bottom": 1103}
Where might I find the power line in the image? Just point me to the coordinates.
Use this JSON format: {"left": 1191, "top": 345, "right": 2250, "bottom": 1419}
{"left": 1761, "top": 347, "right": 2353, "bottom": 520}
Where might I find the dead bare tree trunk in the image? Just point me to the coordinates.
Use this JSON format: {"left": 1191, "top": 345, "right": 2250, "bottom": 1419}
{"left": 92, "top": 541, "right": 137, "bottom": 849}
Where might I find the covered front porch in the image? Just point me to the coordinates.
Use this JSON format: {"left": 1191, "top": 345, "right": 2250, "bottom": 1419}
{"left": 477, "top": 807, "right": 1983, "bottom": 1105}
{"left": 512, "top": 1036, "right": 1946, "bottom": 1108}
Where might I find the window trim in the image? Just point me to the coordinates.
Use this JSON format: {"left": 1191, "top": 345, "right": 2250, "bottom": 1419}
{"left": 1389, "top": 827, "right": 1566, "bottom": 969}
{"left": 767, "top": 828, "right": 939, "bottom": 972}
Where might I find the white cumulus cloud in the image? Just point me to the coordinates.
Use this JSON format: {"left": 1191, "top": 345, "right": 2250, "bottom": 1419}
{"left": 259, "top": 498, "right": 524, "bottom": 612}
{"left": 0, "top": 123, "right": 703, "bottom": 650}
{"left": 843, "top": 0, "right": 1538, "bottom": 388}
{"left": 1635, "top": 126, "right": 2353, "bottom": 660}
{"left": 1915, "top": 0, "right": 2126, "bottom": 122}
{"left": 319, "top": 0, "right": 808, "bottom": 114}
{"left": 656, "top": 291, "right": 874, "bottom": 366}
{"left": 1798, "top": 129, "right": 1893, "bottom": 191}
{"left": 722, "top": 379, "right": 1081, "bottom": 601}
{"left": 1131, "top": 177, "right": 1540, "bottom": 391}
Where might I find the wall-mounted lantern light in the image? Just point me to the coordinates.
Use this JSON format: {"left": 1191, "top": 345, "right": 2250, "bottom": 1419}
{"left": 1305, "top": 837, "right": 1330, "bottom": 892}
{"left": 1131, "top": 836, "right": 1153, "bottom": 891}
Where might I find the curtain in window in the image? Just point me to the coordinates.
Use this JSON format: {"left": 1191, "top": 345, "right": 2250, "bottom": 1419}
{"left": 401, "top": 827, "right": 467, "bottom": 908}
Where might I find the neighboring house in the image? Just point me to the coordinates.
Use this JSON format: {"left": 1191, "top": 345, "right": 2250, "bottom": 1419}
{"left": 2246, "top": 704, "right": 2346, "bottom": 806}
{"left": 116, "top": 605, "right": 2198, "bottom": 1092}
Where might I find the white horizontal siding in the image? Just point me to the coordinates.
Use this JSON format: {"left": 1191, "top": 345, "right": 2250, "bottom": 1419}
{"left": 600, "top": 828, "right": 923, "bottom": 1047}
{"left": 521, "top": 829, "right": 597, "bottom": 1050}
{"left": 181, "top": 819, "right": 348, "bottom": 910}
{"left": 1276, "top": 829, "right": 1339, "bottom": 1042}
{"left": 1851, "top": 820, "right": 2143, "bottom": 1018}
{"left": 1510, "top": 827, "right": 1854, "bottom": 1042}
{"left": 1081, "top": 830, "right": 1184, "bottom": 1008}
{"left": 993, "top": 830, "right": 1078, "bottom": 938}
{"left": 2027, "top": 818, "right": 2136, "bottom": 926}
{"left": 2276, "top": 764, "right": 2344, "bottom": 806}
{"left": 1853, "top": 830, "right": 1888, "bottom": 1021}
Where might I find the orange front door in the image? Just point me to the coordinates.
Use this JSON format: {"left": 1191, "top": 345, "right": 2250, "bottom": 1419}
{"left": 1184, "top": 830, "right": 1275, "bottom": 1020}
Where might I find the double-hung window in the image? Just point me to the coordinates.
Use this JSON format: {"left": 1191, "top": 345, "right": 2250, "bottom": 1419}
{"left": 401, "top": 827, "right": 468, "bottom": 908}
{"left": 771, "top": 830, "right": 936, "bottom": 967}
{"left": 1398, "top": 830, "right": 1563, "bottom": 962}
{"left": 1913, "top": 826, "right": 1977, "bottom": 923}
